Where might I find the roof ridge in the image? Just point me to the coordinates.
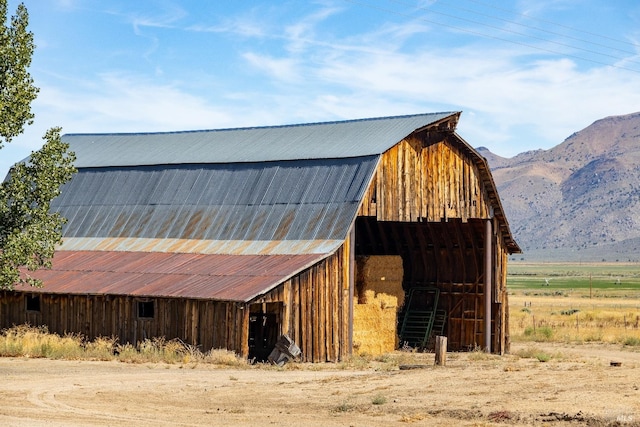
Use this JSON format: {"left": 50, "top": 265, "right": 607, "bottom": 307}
{"left": 63, "top": 111, "right": 460, "bottom": 137}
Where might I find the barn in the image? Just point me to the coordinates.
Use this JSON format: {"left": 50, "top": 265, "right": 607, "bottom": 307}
{"left": 0, "top": 112, "right": 520, "bottom": 362}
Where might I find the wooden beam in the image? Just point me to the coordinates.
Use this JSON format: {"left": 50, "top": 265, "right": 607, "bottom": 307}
{"left": 484, "top": 219, "right": 492, "bottom": 352}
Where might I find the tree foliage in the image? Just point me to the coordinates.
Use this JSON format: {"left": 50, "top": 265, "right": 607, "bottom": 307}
{"left": 0, "top": 1, "right": 38, "bottom": 148}
{"left": 0, "top": 1, "right": 76, "bottom": 289}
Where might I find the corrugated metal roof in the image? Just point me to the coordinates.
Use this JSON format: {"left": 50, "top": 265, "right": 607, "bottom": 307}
{"left": 52, "top": 156, "right": 378, "bottom": 255}
{"left": 62, "top": 112, "right": 459, "bottom": 167}
{"left": 18, "top": 251, "right": 326, "bottom": 302}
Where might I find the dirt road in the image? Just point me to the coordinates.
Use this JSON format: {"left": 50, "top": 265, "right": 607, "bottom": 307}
{"left": 1, "top": 342, "right": 639, "bottom": 426}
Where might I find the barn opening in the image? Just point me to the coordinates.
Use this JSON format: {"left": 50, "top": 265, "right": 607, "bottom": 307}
{"left": 354, "top": 216, "right": 495, "bottom": 352}
{"left": 248, "top": 302, "right": 281, "bottom": 362}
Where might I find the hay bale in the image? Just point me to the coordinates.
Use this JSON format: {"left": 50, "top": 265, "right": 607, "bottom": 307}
{"left": 353, "top": 302, "right": 398, "bottom": 356}
{"left": 353, "top": 256, "right": 405, "bottom": 356}
{"left": 359, "top": 290, "right": 398, "bottom": 309}
{"left": 356, "top": 255, "right": 405, "bottom": 308}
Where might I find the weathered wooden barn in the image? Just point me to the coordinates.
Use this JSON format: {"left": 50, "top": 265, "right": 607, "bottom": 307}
{"left": 0, "top": 112, "right": 520, "bottom": 362}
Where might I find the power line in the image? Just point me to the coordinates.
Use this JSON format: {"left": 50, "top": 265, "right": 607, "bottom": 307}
{"left": 341, "top": 0, "right": 640, "bottom": 74}
{"left": 386, "top": 0, "right": 640, "bottom": 66}
{"left": 434, "top": 0, "right": 640, "bottom": 57}
{"left": 454, "top": 0, "right": 640, "bottom": 49}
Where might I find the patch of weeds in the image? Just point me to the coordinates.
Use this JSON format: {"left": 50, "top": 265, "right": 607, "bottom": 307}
{"left": 537, "top": 326, "right": 554, "bottom": 339}
{"left": 521, "top": 307, "right": 531, "bottom": 313}
{"left": 371, "top": 394, "right": 387, "bottom": 405}
{"left": 488, "top": 410, "right": 514, "bottom": 422}
{"left": 523, "top": 326, "right": 554, "bottom": 341}
{"left": 391, "top": 351, "right": 428, "bottom": 367}
{"left": 560, "top": 309, "right": 580, "bottom": 315}
{"left": 1, "top": 324, "right": 251, "bottom": 367}
{"left": 581, "top": 332, "right": 604, "bottom": 342}
{"left": 337, "top": 354, "right": 371, "bottom": 370}
{"left": 205, "top": 348, "right": 248, "bottom": 367}
{"left": 468, "top": 346, "right": 499, "bottom": 361}
{"left": 535, "top": 352, "right": 551, "bottom": 362}
{"left": 374, "top": 353, "right": 392, "bottom": 363}
{"left": 514, "top": 346, "right": 552, "bottom": 362}
{"left": 116, "top": 343, "right": 145, "bottom": 363}
{"left": 622, "top": 336, "right": 640, "bottom": 346}
{"left": 468, "top": 351, "right": 491, "bottom": 361}
{"left": 83, "top": 336, "right": 118, "bottom": 361}
{"left": 332, "top": 401, "right": 355, "bottom": 413}
{"left": 400, "top": 413, "right": 427, "bottom": 422}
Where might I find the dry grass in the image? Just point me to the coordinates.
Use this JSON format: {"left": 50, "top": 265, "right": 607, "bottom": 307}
{"left": 0, "top": 324, "right": 247, "bottom": 367}
{"left": 510, "top": 292, "right": 640, "bottom": 346}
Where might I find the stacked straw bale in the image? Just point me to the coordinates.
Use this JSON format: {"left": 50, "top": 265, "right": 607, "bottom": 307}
{"left": 353, "top": 256, "right": 404, "bottom": 356}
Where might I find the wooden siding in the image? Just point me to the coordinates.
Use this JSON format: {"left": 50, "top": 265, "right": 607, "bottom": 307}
{"left": 254, "top": 238, "right": 352, "bottom": 362}
{"left": 358, "top": 135, "right": 490, "bottom": 222}
{"left": 0, "top": 292, "right": 250, "bottom": 355}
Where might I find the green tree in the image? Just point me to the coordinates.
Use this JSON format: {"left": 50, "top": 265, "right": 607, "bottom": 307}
{"left": 0, "top": 1, "right": 76, "bottom": 289}
{"left": 0, "top": 1, "right": 37, "bottom": 148}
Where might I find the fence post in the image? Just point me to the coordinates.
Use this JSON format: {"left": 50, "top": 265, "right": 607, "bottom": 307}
{"left": 435, "top": 336, "right": 447, "bottom": 366}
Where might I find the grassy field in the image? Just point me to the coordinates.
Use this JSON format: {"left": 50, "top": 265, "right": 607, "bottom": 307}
{"left": 508, "top": 262, "right": 640, "bottom": 346}
{"left": 508, "top": 262, "right": 640, "bottom": 292}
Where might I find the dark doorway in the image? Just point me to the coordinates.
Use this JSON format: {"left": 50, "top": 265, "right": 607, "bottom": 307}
{"left": 248, "top": 303, "right": 281, "bottom": 362}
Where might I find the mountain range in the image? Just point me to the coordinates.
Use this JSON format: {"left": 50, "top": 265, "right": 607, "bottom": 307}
{"left": 479, "top": 112, "right": 640, "bottom": 262}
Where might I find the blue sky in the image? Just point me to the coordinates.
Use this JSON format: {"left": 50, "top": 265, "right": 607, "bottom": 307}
{"left": 2, "top": 0, "right": 640, "bottom": 177}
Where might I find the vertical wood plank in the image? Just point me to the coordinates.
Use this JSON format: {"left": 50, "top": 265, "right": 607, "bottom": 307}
{"left": 240, "top": 303, "right": 250, "bottom": 359}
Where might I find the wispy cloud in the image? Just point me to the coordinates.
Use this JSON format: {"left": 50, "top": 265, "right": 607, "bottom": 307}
{"left": 36, "top": 73, "right": 233, "bottom": 133}
{"left": 187, "top": 7, "right": 272, "bottom": 38}
{"left": 242, "top": 53, "right": 301, "bottom": 83}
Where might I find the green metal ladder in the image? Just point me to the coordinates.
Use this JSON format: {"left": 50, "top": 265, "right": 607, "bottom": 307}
{"left": 399, "top": 287, "right": 441, "bottom": 349}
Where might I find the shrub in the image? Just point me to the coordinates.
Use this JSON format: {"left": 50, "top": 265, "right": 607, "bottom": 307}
{"left": 523, "top": 326, "right": 554, "bottom": 341}
{"left": 332, "top": 401, "right": 355, "bottom": 413}
{"left": 622, "top": 336, "right": 640, "bottom": 346}
{"left": 538, "top": 326, "right": 554, "bottom": 339}
{"left": 372, "top": 394, "right": 387, "bottom": 405}
{"left": 535, "top": 352, "right": 551, "bottom": 362}
{"left": 83, "top": 336, "right": 118, "bottom": 360}
{"left": 514, "top": 346, "right": 551, "bottom": 362}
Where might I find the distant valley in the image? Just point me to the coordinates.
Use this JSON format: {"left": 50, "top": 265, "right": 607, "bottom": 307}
{"left": 479, "top": 112, "right": 640, "bottom": 262}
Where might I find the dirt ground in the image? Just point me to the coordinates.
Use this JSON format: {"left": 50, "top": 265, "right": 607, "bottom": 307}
{"left": 1, "top": 342, "right": 639, "bottom": 427}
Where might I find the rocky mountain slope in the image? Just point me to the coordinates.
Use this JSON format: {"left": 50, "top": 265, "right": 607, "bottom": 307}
{"left": 480, "top": 112, "right": 640, "bottom": 262}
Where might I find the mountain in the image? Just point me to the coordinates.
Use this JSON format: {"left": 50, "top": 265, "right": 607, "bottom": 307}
{"left": 483, "top": 112, "right": 640, "bottom": 262}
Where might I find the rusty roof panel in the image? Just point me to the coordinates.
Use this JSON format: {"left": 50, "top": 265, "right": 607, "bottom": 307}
{"left": 58, "top": 236, "right": 345, "bottom": 255}
{"left": 51, "top": 156, "right": 378, "bottom": 255}
{"left": 19, "top": 251, "right": 327, "bottom": 302}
